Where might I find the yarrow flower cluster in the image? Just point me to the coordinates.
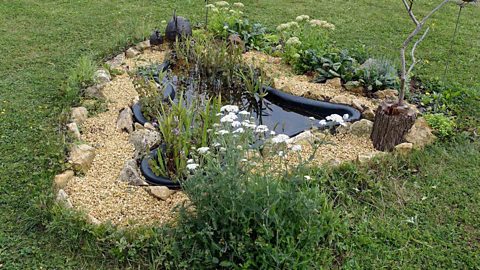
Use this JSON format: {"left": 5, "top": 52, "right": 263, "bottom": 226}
{"left": 233, "top": 2, "right": 244, "bottom": 8}
{"left": 186, "top": 163, "right": 200, "bottom": 170}
{"left": 286, "top": 37, "right": 302, "bottom": 46}
{"left": 295, "top": 15, "right": 310, "bottom": 22}
{"left": 271, "top": 134, "right": 290, "bottom": 144}
{"left": 276, "top": 21, "right": 299, "bottom": 31}
{"left": 220, "top": 113, "right": 238, "bottom": 123}
{"left": 215, "top": 1, "right": 230, "bottom": 7}
{"left": 221, "top": 105, "right": 239, "bottom": 113}
{"left": 309, "top": 19, "right": 335, "bottom": 30}
{"left": 197, "top": 147, "right": 210, "bottom": 154}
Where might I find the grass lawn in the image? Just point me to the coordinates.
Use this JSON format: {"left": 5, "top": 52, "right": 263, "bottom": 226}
{"left": 0, "top": 0, "right": 478, "bottom": 268}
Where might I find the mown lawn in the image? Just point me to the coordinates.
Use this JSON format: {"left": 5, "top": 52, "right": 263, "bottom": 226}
{"left": 0, "top": 0, "right": 478, "bottom": 269}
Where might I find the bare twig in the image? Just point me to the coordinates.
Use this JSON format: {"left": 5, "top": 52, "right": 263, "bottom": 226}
{"left": 408, "top": 27, "right": 430, "bottom": 75}
{"left": 402, "top": 0, "right": 419, "bottom": 25}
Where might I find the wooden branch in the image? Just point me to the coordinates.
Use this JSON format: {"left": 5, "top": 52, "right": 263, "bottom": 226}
{"left": 408, "top": 27, "right": 430, "bottom": 75}
{"left": 402, "top": 0, "right": 420, "bottom": 25}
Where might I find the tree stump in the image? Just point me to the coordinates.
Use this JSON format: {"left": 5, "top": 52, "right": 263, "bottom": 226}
{"left": 370, "top": 101, "right": 417, "bottom": 151}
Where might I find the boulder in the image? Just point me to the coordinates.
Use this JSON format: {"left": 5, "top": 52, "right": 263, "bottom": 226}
{"left": 344, "top": 81, "right": 364, "bottom": 95}
{"left": 134, "top": 122, "right": 145, "bottom": 130}
{"left": 66, "top": 122, "right": 81, "bottom": 140}
{"left": 147, "top": 186, "right": 176, "bottom": 200}
{"left": 330, "top": 95, "right": 352, "bottom": 105}
{"left": 116, "top": 107, "right": 134, "bottom": 133}
{"left": 69, "top": 144, "right": 96, "bottom": 173}
{"left": 106, "top": 53, "right": 125, "bottom": 68}
{"left": 94, "top": 69, "right": 111, "bottom": 84}
{"left": 71, "top": 107, "right": 88, "bottom": 126}
{"left": 126, "top": 47, "right": 140, "bottom": 58}
{"left": 286, "top": 130, "right": 314, "bottom": 145}
{"left": 351, "top": 99, "right": 364, "bottom": 112}
{"left": 136, "top": 40, "right": 151, "bottom": 51}
{"left": 56, "top": 189, "right": 73, "bottom": 208}
{"left": 374, "top": 89, "right": 398, "bottom": 100}
{"left": 84, "top": 83, "right": 106, "bottom": 99}
{"left": 362, "top": 108, "right": 375, "bottom": 121}
{"left": 144, "top": 122, "right": 156, "bottom": 131}
{"left": 118, "top": 159, "right": 148, "bottom": 186}
{"left": 54, "top": 170, "right": 74, "bottom": 189}
{"left": 129, "top": 129, "right": 161, "bottom": 160}
{"left": 404, "top": 117, "right": 436, "bottom": 148}
{"left": 394, "top": 142, "right": 414, "bottom": 155}
{"left": 349, "top": 119, "right": 373, "bottom": 137}
{"left": 326, "top": 77, "right": 342, "bottom": 88}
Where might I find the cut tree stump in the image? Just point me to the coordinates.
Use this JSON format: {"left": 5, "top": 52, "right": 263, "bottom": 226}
{"left": 371, "top": 101, "right": 416, "bottom": 151}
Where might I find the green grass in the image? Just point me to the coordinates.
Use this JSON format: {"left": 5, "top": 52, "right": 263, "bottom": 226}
{"left": 0, "top": 0, "right": 478, "bottom": 268}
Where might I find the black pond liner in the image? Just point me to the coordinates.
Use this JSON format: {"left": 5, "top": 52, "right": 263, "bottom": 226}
{"left": 140, "top": 148, "right": 182, "bottom": 189}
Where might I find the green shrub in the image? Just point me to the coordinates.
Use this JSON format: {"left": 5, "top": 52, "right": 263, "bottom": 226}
{"left": 68, "top": 55, "right": 96, "bottom": 89}
{"left": 354, "top": 58, "right": 398, "bottom": 92}
{"left": 424, "top": 113, "right": 456, "bottom": 139}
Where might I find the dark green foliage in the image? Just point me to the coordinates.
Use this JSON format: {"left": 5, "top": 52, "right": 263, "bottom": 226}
{"left": 355, "top": 58, "right": 398, "bottom": 92}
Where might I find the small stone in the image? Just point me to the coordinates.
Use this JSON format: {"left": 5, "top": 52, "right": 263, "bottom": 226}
{"left": 118, "top": 159, "right": 148, "bottom": 186}
{"left": 71, "top": 107, "right": 88, "bottom": 126}
{"left": 327, "top": 158, "right": 342, "bottom": 167}
{"left": 394, "top": 142, "right": 414, "bottom": 155}
{"left": 56, "top": 189, "right": 73, "bottom": 208}
{"left": 84, "top": 84, "right": 106, "bottom": 99}
{"left": 330, "top": 95, "right": 352, "bottom": 105}
{"left": 286, "top": 130, "right": 314, "bottom": 145}
{"left": 87, "top": 214, "right": 101, "bottom": 225}
{"left": 327, "top": 77, "right": 342, "bottom": 88}
{"left": 136, "top": 40, "right": 151, "bottom": 51}
{"left": 351, "top": 99, "right": 364, "bottom": 112}
{"left": 362, "top": 108, "right": 375, "bottom": 121}
{"left": 336, "top": 122, "right": 352, "bottom": 134}
{"left": 147, "top": 186, "right": 176, "bottom": 201}
{"left": 129, "top": 129, "right": 161, "bottom": 160}
{"left": 116, "top": 107, "right": 134, "bottom": 133}
{"left": 134, "top": 122, "right": 145, "bottom": 130}
{"left": 144, "top": 122, "right": 156, "bottom": 131}
{"left": 404, "top": 117, "right": 436, "bottom": 148}
{"left": 374, "top": 89, "right": 398, "bottom": 100}
{"left": 349, "top": 119, "right": 373, "bottom": 137}
{"left": 126, "top": 47, "right": 140, "bottom": 58}
{"left": 106, "top": 53, "right": 125, "bottom": 68}
{"left": 66, "top": 122, "right": 81, "bottom": 140}
{"left": 54, "top": 170, "right": 74, "bottom": 189}
{"left": 70, "top": 144, "right": 96, "bottom": 173}
{"left": 357, "top": 152, "right": 386, "bottom": 164}
{"left": 94, "top": 69, "right": 111, "bottom": 84}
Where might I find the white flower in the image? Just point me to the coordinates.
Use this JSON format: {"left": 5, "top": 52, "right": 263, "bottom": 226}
{"left": 278, "top": 151, "right": 285, "bottom": 157}
{"left": 343, "top": 114, "right": 349, "bottom": 120}
{"left": 291, "top": 145, "right": 302, "bottom": 152}
{"left": 213, "top": 123, "right": 221, "bottom": 128}
{"left": 309, "top": 19, "right": 335, "bottom": 30}
{"left": 223, "top": 25, "right": 229, "bottom": 30}
{"left": 216, "top": 113, "right": 223, "bottom": 116}
{"left": 270, "top": 131, "right": 276, "bottom": 136}
{"left": 197, "top": 147, "right": 210, "bottom": 154}
{"left": 236, "top": 145, "right": 243, "bottom": 150}
{"left": 308, "top": 117, "right": 315, "bottom": 121}
{"left": 213, "top": 142, "right": 221, "bottom": 147}
{"left": 295, "top": 15, "right": 310, "bottom": 22}
{"left": 304, "top": 175, "right": 311, "bottom": 180}
{"left": 220, "top": 147, "right": 227, "bottom": 152}
{"left": 286, "top": 37, "right": 301, "bottom": 46}
{"left": 220, "top": 113, "right": 238, "bottom": 123}
{"left": 255, "top": 125, "right": 269, "bottom": 133}
{"left": 161, "top": 20, "right": 167, "bottom": 24}
{"left": 231, "top": 121, "right": 242, "bottom": 128}
{"left": 233, "top": 127, "right": 244, "bottom": 134}
{"left": 186, "top": 163, "right": 200, "bottom": 170}
{"left": 212, "top": 7, "right": 219, "bottom": 12}
{"left": 205, "top": 4, "right": 215, "bottom": 8}
{"left": 238, "top": 110, "right": 250, "bottom": 116}
{"left": 271, "top": 134, "right": 290, "bottom": 144}
{"left": 216, "top": 129, "right": 230, "bottom": 135}
{"left": 220, "top": 105, "right": 239, "bottom": 113}
{"left": 319, "top": 120, "right": 327, "bottom": 126}
{"left": 215, "top": 1, "right": 229, "bottom": 7}
{"left": 233, "top": 2, "right": 244, "bottom": 8}
{"left": 187, "top": 159, "right": 194, "bottom": 164}
{"left": 276, "top": 23, "right": 289, "bottom": 32}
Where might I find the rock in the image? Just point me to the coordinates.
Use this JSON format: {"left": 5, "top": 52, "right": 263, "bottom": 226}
{"left": 357, "top": 152, "right": 386, "bottom": 164}
{"left": 69, "top": 144, "right": 96, "bottom": 173}
{"left": 136, "top": 40, "right": 151, "bottom": 51}
{"left": 87, "top": 214, "right": 101, "bottom": 225}
{"left": 286, "top": 130, "right": 314, "bottom": 145}
{"left": 116, "top": 107, "right": 134, "bottom": 133}
{"left": 56, "top": 189, "right": 73, "bottom": 208}
{"left": 349, "top": 119, "right": 373, "bottom": 137}
{"left": 327, "top": 158, "right": 342, "bottom": 167}
{"left": 404, "top": 117, "right": 436, "bottom": 148}
{"left": 336, "top": 122, "right": 352, "bottom": 134}
{"left": 118, "top": 159, "right": 148, "bottom": 186}
{"left": 106, "top": 53, "right": 125, "bottom": 68}
{"left": 344, "top": 81, "right": 364, "bottom": 94}
{"left": 330, "top": 95, "right": 352, "bottom": 105}
{"left": 144, "top": 122, "right": 156, "bottom": 131}
{"left": 326, "top": 77, "right": 342, "bottom": 88}
{"left": 351, "top": 99, "right": 364, "bottom": 112}
{"left": 394, "top": 142, "right": 414, "bottom": 155}
{"left": 374, "top": 89, "right": 398, "bottom": 100}
{"left": 94, "top": 69, "right": 111, "bottom": 84}
{"left": 147, "top": 186, "right": 176, "bottom": 200}
{"left": 129, "top": 129, "right": 161, "bottom": 159}
{"left": 134, "top": 122, "right": 145, "bottom": 130}
{"left": 126, "top": 47, "right": 140, "bottom": 58}
{"left": 66, "top": 122, "right": 81, "bottom": 140}
{"left": 84, "top": 83, "right": 106, "bottom": 99}
{"left": 54, "top": 170, "right": 74, "bottom": 189}
{"left": 362, "top": 108, "right": 375, "bottom": 121}
{"left": 71, "top": 107, "right": 88, "bottom": 126}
